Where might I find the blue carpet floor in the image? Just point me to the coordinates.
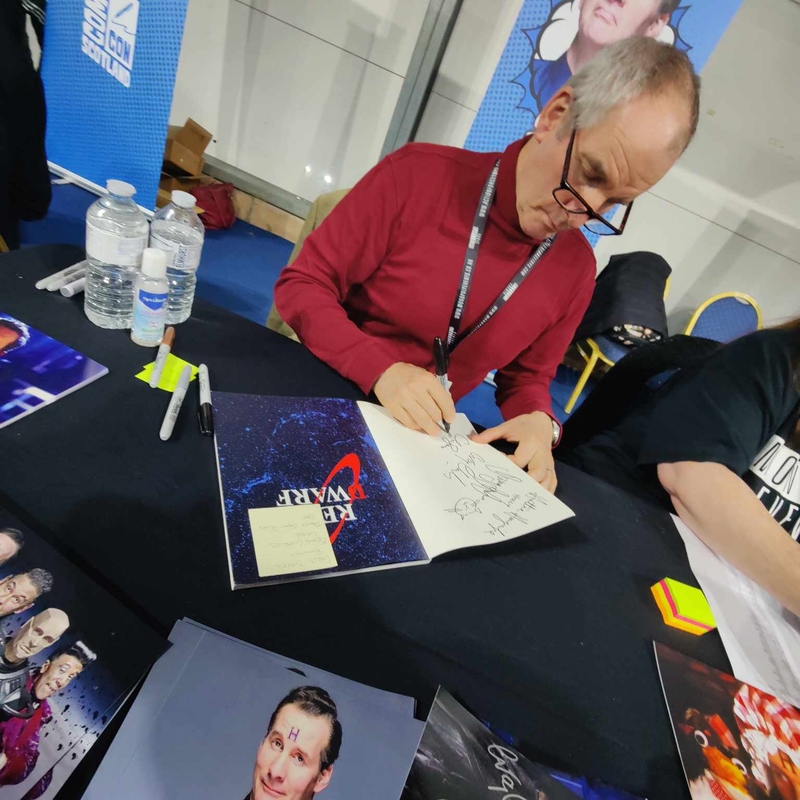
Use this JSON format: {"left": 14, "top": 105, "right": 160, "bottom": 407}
{"left": 20, "top": 182, "right": 592, "bottom": 424}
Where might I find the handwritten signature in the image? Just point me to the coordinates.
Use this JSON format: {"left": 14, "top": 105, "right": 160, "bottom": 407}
{"left": 439, "top": 430, "right": 548, "bottom": 533}
{"left": 481, "top": 492, "right": 549, "bottom": 537}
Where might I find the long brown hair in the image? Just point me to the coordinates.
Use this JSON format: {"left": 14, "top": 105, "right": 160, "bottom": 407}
{"left": 775, "top": 318, "right": 800, "bottom": 334}
{"left": 774, "top": 320, "right": 800, "bottom": 430}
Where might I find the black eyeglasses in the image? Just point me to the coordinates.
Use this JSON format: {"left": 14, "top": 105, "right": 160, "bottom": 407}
{"left": 552, "top": 129, "right": 632, "bottom": 236}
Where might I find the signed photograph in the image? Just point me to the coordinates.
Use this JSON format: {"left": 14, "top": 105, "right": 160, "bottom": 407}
{"left": 402, "top": 688, "right": 577, "bottom": 800}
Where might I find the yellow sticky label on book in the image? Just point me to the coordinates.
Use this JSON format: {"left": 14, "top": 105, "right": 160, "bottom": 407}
{"left": 248, "top": 505, "right": 338, "bottom": 578}
{"left": 136, "top": 354, "right": 199, "bottom": 392}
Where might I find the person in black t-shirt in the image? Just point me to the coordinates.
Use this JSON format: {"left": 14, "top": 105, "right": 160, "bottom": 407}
{"left": 560, "top": 321, "right": 800, "bottom": 615}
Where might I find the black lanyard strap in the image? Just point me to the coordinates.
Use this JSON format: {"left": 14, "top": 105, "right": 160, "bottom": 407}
{"left": 445, "top": 160, "right": 555, "bottom": 352}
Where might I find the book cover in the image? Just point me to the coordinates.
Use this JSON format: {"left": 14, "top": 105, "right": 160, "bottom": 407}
{"left": 401, "top": 688, "right": 582, "bottom": 800}
{"left": 214, "top": 394, "right": 427, "bottom": 589}
{"left": 655, "top": 641, "right": 800, "bottom": 800}
{"left": 0, "top": 314, "right": 107, "bottom": 429}
{"left": 84, "top": 622, "right": 424, "bottom": 799}
{"left": 0, "top": 508, "right": 165, "bottom": 799}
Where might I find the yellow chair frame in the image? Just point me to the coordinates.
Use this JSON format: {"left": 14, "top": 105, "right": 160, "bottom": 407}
{"left": 682, "top": 291, "right": 762, "bottom": 336}
{"left": 563, "top": 276, "right": 672, "bottom": 415}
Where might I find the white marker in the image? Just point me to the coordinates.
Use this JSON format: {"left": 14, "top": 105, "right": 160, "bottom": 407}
{"left": 44, "top": 262, "right": 88, "bottom": 292}
{"left": 149, "top": 326, "right": 175, "bottom": 389}
{"left": 36, "top": 261, "right": 87, "bottom": 290}
{"left": 59, "top": 276, "right": 86, "bottom": 298}
{"left": 159, "top": 364, "right": 192, "bottom": 441}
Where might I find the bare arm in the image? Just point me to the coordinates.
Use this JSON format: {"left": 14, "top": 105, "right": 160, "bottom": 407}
{"left": 658, "top": 460, "right": 800, "bottom": 616}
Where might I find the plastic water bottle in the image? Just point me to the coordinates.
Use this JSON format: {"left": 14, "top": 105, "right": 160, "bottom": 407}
{"left": 84, "top": 180, "right": 149, "bottom": 329}
{"left": 150, "top": 191, "right": 205, "bottom": 324}
{"left": 131, "top": 249, "right": 169, "bottom": 347}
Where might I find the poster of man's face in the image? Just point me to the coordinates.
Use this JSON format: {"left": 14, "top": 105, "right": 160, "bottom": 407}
{"left": 576, "top": 0, "right": 673, "bottom": 49}
{"left": 250, "top": 688, "right": 340, "bottom": 800}
{"left": 465, "top": 0, "right": 745, "bottom": 156}
{"left": 0, "top": 532, "right": 23, "bottom": 570}
{"left": 80, "top": 630, "right": 422, "bottom": 799}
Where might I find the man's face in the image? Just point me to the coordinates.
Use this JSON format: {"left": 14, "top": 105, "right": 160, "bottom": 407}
{"left": 0, "top": 325, "right": 21, "bottom": 356}
{"left": 252, "top": 705, "right": 334, "bottom": 800}
{"left": 0, "top": 534, "right": 20, "bottom": 566}
{"left": 0, "top": 575, "right": 38, "bottom": 617}
{"left": 33, "top": 654, "right": 84, "bottom": 700}
{"left": 578, "top": 0, "right": 669, "bottom": 47}
{"left": 515, "top": 88, "right": 689, "bottom": 240}
{"left": 6, "top": 609, "right": 68, "bottom": 662}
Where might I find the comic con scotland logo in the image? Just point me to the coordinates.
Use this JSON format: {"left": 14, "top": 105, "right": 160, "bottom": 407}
{"left": 81, "top": 0, "right": 139, "bottom": 87}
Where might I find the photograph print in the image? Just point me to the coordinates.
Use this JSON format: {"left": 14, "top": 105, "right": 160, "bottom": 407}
{"left": 81, "top": 626, "right": 423, "bottom": 798}
{"left": 0, "top": 313, "right": 107, "bottom": 429}
{"left": 0, "top": 508, "right": 164, "bottom": 799}
{"left": 656, "top": 642, "right": 800, "bottom": 800}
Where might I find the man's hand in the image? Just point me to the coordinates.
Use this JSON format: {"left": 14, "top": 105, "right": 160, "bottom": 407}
{"left": 471, "top": 411, "right": 557, "bottom": 492}
{"left": 373, "top": 362, "right": 456, "bottom": 436}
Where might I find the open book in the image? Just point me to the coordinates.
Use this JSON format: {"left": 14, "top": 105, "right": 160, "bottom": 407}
{"left": 213, "top": 394, "right": 574, "bottom": 589}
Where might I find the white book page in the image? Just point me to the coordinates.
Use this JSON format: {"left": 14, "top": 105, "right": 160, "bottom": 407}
{"left": 673, "top": 515, "right": 800, "bottom": 707}
{"left": 358, "top": 402, "right": 574, "bottom": 560}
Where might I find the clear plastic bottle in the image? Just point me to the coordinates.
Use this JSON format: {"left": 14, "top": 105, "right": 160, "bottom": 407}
{"left": 131, "top": 249, "right": 169, "bottom": 347}
{"left": 84, "top": 180, "right": 149, "bottom": 329}
{"left": 149, "top": 190, "right": 205, "bottom": 324}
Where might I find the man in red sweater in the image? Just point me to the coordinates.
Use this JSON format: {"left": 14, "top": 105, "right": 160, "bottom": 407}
{"left": 275, "top": 38, "right": 700, "bottom": 492}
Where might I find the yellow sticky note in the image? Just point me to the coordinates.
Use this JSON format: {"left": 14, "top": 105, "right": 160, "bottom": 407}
{"left": 136, "top": 354, "right": 199, "bottom": 392}
{"left": 651, "top": 577, "right": 716, "bottom": 636}
{"left": 665, "top": 578, "right": 716, "bottom": 628}
{"left": 248, "top": 505, "right": 338, "bottom": 579}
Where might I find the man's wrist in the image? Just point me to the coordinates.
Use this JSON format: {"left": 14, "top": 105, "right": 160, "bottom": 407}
{"left": 528, "top": 411, "right": 560, "bottom": 448}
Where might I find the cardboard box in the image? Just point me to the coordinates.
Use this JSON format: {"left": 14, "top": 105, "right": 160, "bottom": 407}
{"left": 156, "top": 173, "right": 208, "bottom": 212}
{"left": 163, "top": 118, "right": 212, "bottom": 177}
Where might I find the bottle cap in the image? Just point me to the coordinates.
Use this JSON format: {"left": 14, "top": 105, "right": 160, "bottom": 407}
{"left": 172, "top": 190, "right": 196, "bottom": 210}
{"left": 106, "top": 179, "right": 136, "bottom": 197}
{"left": 141, "top": 248, "right": 167, "bottom": 279}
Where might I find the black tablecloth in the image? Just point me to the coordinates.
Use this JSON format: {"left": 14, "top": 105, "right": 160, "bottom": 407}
{"left": 0, "top": 245, "right": 730, "bottom": 799}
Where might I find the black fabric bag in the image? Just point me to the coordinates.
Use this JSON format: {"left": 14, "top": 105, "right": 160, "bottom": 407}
{"left": 560, "top": 335, "right": 723, "bottom": 452}
{"left": 575, "top": 251, "right": 672, "bottom": 347}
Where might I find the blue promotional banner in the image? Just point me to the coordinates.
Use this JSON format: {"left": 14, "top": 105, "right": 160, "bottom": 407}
{"left": 466, "top": 0, "right": 743, "bottom": 154}
{"left": 41, "top": 0, "right": 189, "bottom": 211}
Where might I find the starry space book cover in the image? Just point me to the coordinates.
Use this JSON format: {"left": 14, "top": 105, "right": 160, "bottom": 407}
{"left": 0, "top": 314, "right": 107, "bottom": 430}
{"left": 0, "top": 506, "right": 165, "bottom": 800}
{"left": 214, "top": 394, "right": 428, "bottom": 590}
{"left": 213, "top": 393, "right": 575, "bottom": 590}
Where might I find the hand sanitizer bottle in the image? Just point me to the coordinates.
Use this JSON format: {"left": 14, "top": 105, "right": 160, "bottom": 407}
{"left": 131, "top": 248, "right": 169, "bottom": 346}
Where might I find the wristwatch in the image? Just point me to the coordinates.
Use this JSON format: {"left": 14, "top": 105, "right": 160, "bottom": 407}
{"left": 551, "top": 417, "right": 561, "bottom": 448}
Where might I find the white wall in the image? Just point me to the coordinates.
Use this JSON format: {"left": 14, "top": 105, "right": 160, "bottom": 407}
{"left": 170, "top": 0, "right": 429, "bottom": 201}
{"left": 415, "top": 0, "right": 800, "bottom": 330}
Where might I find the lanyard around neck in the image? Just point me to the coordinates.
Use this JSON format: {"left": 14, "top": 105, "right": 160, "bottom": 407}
{"left": 445, "top": 160, "right": 555, "bottom": 352}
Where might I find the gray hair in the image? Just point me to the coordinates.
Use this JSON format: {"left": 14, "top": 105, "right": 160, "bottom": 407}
{"left": 563, "top": 37, "right": 701, "bottom": 154}
{"left": 659, "top": 0, "right": 681, "bottom": 14}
